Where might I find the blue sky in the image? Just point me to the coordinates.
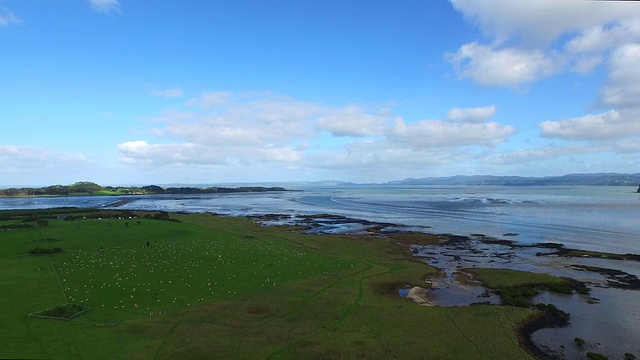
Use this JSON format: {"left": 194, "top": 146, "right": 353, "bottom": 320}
{"left": 1, "top": 0, "right": 640, "bottom": 186}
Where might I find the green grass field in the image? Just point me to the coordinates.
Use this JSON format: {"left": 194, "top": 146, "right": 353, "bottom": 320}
{"left": 464, "top": 268, "right": 568, "bottom": 289}
{"left": 0, "top": 211, "right": 539, "bottom": 359}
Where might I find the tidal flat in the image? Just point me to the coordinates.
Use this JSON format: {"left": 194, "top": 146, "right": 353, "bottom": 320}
{"left": 0, "top": 208, "right": 638, "bottom": 359}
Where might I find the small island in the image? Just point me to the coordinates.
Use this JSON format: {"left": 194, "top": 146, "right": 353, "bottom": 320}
{"left": 0, "top": 181, "right": 288, "bottom": 197}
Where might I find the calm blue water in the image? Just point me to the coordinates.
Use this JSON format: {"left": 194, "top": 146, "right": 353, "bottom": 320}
{"left": 1, "top": 185, "right": 639, "bottom": 254}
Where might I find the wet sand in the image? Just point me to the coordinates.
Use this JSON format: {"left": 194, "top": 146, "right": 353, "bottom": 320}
{"left": 402, "top": 286, "right": 437, "bottom": 306}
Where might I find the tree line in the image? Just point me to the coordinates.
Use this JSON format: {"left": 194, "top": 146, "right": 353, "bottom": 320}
{"left": 0, "top": 181, "right": 288, "bottom": 197}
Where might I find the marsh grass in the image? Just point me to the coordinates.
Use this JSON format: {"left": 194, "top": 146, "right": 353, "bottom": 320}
{"left": 388, "top": 232, "right": 443, "bottom": 246}
{"left": 465, "top": 268, "right": 587, "bottom": 308}
{"left": 464, "top": 268, "right": 568, "bottom": 289}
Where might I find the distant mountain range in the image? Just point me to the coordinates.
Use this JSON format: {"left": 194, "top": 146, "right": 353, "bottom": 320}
{"left": 384, "top": 173, "right": 640, "bottom": 186}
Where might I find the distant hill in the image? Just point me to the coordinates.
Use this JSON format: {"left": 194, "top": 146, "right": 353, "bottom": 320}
{"left": 385, "top": 173, "right": 640, "bottom": 186}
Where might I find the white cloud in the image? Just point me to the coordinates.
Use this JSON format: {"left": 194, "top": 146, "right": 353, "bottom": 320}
{"left": 0, "top": 145, "right": 91, "bottom": 184}
{"left": 540, "top": 44, "right": 640, "bottom": 143}
{"left": 316, "top": 105, "right": 389, "bottom": 137}
{"left": 616, "top": 138, "right": 640, "bottom": 153}
{"left": 599, "top": 43, "right": 640, "bottom": 109}
{"left": 186, "top": 91, "right": 232, "bottom": 109}
{"left": 150, "top": 88, "right": 183, "bottom": 98}
{"left": 447, "top": 1, "right": 640, "bottom": 88}
{"left": 446, "top": 43, "right": 559, "bottom": 88}
{"left": 257, "top": 146, "right": 303, "bottom": 163}
{"left": 117, "top": 140, "right": 305, "bottom": 168}
{"left": 118, "top": 92, "right": 323, "bottom": 168}
{"left": 87, "top": 0, "right": 121, "bottom": 14}
{"left": 449, "top": 0, "right": 640, "bottom": 155}
{"left": 0, "top": 8, "right": 20, "bottom": 27}
{"left": 117, "top": 141, "right": 226, "bottom": 166}
{"left": 571, "top": 55, "right": 603, "bottom": 75}
{"left": 486, "top": 145, "right": 602, "bottom": 165}
{"left": 164, "top": 94, "right": 318, "bottom": 146}
{"left": 117, "top": 91, "right": 518, "bottom": 174}
{"left": 540, "top": 110, "right": 640, "bottom": 141}
{"left": 307, "top": 140, "right": 470, "bottom": 173}
{"left": 390, "top": 117, "right": 515, "bottom": 148}
{"left": 447, "top": 105, "right": 497, "bottom": 123}
{"left": 156, "top": 121, "right": 267, "bottom": 146}
{"left": 0, "top": 145, "right": 85, "bottom": 164}
{"left": 565, "top": 19, "right": 640, "bottom": 54}
{"left": 449, "top": 0, "right": 640, "bottom": 46}
{"left": 248, "top": 95, "right": 323, "bottom": 123}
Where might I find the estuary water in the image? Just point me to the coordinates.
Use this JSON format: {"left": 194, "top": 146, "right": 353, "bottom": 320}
{"left": 2, "top": 185, "right": 638, "bottom": 254}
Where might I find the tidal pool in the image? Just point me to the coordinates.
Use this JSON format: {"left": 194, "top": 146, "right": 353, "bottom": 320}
{"left": 410, "top": 235, "right": 640, "bottom": 360}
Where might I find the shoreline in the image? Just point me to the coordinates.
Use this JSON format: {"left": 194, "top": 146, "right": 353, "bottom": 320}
{"left": 3, "top": 185, "right": 639, "bottom": 256}
{"left": 517, "top": 308, "right": 570, "bottom": 360}
{"left": 249, "top": 212, "right": 640, "bottom": 359}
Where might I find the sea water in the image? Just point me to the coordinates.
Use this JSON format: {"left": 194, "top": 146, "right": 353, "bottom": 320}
{"left": 2, "top": 185, "right": 637, "bottom": 253}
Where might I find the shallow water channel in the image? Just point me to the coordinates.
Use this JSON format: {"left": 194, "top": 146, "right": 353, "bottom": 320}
{"left": 410, "top": 236, "right": 640, "bottom": 360}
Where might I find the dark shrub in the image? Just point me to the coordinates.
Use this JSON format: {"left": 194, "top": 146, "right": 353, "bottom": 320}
{"left": 586, "top": 352, "right": 608, "bottom": 360}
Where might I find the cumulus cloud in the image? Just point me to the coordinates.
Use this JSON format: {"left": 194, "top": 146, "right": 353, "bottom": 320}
{"left": 174, "top": 93, "right": 318, "bottom": 145}
{"left": 86, "top": 0, "right": 121, "bottom": 14}
{"left": 389, "top": 104, "right": 513, "bottom": 149}
{"left": 540, "top": 44, "right": 640, "bottom": 143}
{"left": 306, "top": 140, "right": 470, "bottom": 175}
{"left": 565, "top": 19, "right": 640, "bottom": 54}
{"left": 0, "top": 8, "right": 20, "bottom": 26}
{"left": 571, "top": 55, "right": 603, "bottom": 75}
{"left": 390, "top": 117, "right": 515, "bottom": 148}
{"left": 257, "top": 145, "right": 303, "bottom": 163}
{"left": 447, "top": 105, "right": 497, "bottom": 123}
{"left": 117, "top": 141, "right": 226, "bottom": 166}
{"left": 540, "top": 110, "right": 618, "bottom": 140}
{"left": 599, "top": 43, "right": 640, "bottom": 109}
{"left": 316, "top": 105, "right": 389, "bottom": 137}
{"left": 0, "top": 145, "right": 85, "bottom": 164}
{"left": 448, "top": 0, "right": 640, "bottom": 156}
{"left": 486, "top": 145, "right": 601, "bottom": 165}
{"left": 449, "top": 0, "right": 640, "bottom": 46}
{"left": 149, "top": 88, "right": 183, "bottom": 98}
{"left": 186, "top": 91, "right": 233, "bottom": 109}
{"left": 119, "top": 92, "right": 323, "bottom": 167}
{"left": 117, "top": 140, "right": 304, "bottom": 168}
{"left": 447, "top": 0, "right": 640, "bottom": 88}
{"left": 616, "top": 138, "right": 640, "bottom": 153}
{"left": 0, "top": 145, "right": 90, "bottom": 183}
{"left": 540, "top": 110, "right": 640, "bottom": 141}
{"left": 118, "top": 91, "right": 517, "bottom": 172}
{"left": 446, "top": 43, "right": 559, "bottom": 88}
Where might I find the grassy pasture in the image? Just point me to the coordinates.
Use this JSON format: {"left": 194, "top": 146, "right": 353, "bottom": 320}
{"left": 0, "top": 212, "right": 538, "bottom": 359}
